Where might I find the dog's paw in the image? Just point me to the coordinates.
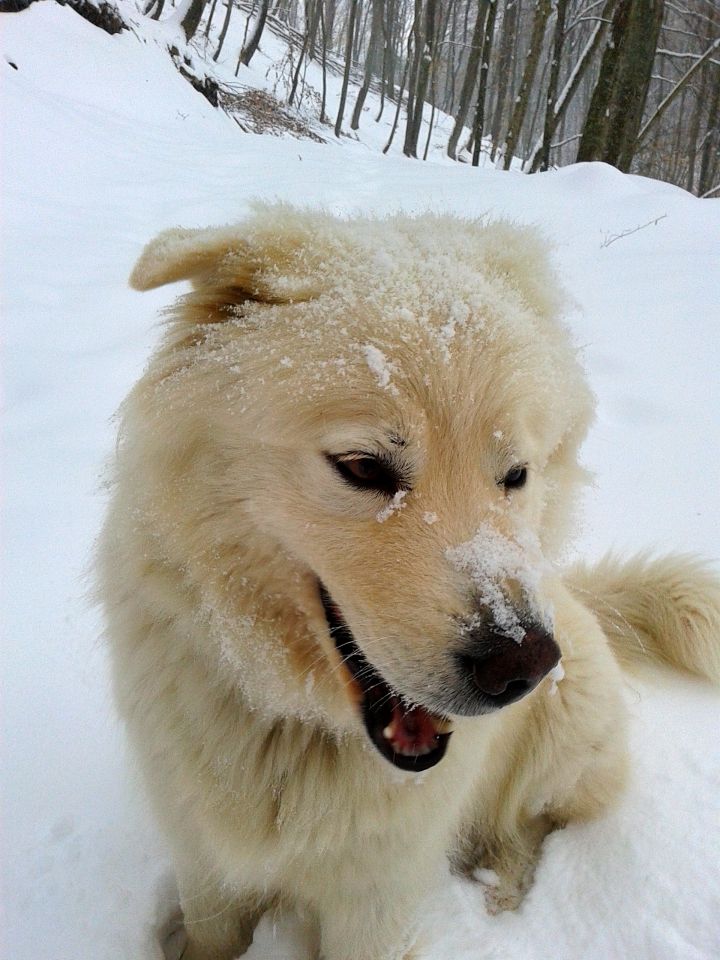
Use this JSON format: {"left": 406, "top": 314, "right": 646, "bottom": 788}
{"left": 473, "top": 867, "right": 525, "bottom": 915}
{"left": 158, "top": 909, "right": 189, "bottom": 960}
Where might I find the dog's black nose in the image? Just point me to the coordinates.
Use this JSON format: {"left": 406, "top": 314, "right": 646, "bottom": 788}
{"left": 461, "top": 625, "right": 561, "bottom": 707}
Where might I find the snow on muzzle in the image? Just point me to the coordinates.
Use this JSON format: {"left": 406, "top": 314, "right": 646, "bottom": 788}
{"left": 446, "top": 523, "right": 561, "bottom": 712}
{"left": 319, "top": 585, "right": 453, "bottom": 772}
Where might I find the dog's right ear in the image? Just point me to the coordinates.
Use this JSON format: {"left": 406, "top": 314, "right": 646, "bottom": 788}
{"left": 129, "top": 221, "right": 320, "bottom": 305}
{"left": 129, "top": 226, "right": 242, "bottom": 291}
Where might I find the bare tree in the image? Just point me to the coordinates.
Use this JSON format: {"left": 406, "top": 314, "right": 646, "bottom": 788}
{"left": 471, "top": 0, "right": 499, "bottom": 165}
{"left": 335, "top": 0, "right": 360, "bottom": 136}
{"left": 447, "top": 0, "right": 488, "bottom": 160}
{"left": 490, "top": 0, "right": 521, "bottom": 161}
{"left": 240, "top": 0, "right": 270, "bottom": 67}
{"left": 527, "top": 0, "right": 618, "bottom": 172}
{"left": 213, "top": 0, "right": 234, "bottom": 61}
{"left": 204, "top": 0, "right": 220, "bottom": 35}
{"left": 500, "top": 0, "right": 553, "bottom": 169}
{"left": 179, "top": 0, "right": 207, "bottom": 42}
{"left": 351, "top": 0, "right": 384, "bottom": 129}
{"left": 535, "top": 0, "right": 568, "bottom": 170}
{"left": 577, "top": 0, "right": 665, "bottom": 171}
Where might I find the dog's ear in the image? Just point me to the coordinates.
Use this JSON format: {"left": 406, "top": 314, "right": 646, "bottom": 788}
{"left": 129, "top": 221, "right": 320, "bottom": 304}
{"left": 129, "top": 226, "right": 242, "bottom": 291}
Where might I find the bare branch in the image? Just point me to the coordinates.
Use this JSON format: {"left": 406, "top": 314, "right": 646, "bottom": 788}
{"left": 601, "top": 214, "right": 667, "bottom": 248}
{"left": 638, "top": 37, "right": 720, "bottom": 147}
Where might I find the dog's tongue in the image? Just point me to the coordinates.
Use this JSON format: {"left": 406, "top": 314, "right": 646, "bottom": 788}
{"left": 382, "top": 699, "right": 447, "bottom": 757}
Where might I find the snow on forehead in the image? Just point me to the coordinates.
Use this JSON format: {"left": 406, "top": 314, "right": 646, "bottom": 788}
{"left": 204, "top": 213, "right": 577, "bottom": 414}
{"left": 280, "top": 240, "right": 542, "bottom": 367}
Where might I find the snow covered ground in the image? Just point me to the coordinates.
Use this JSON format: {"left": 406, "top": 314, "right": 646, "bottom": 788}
{"left": 3, "top": 3, "right": 720, "bottom": 959}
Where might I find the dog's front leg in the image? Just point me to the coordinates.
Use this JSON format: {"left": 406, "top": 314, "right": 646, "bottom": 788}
{"left": 160, "top": 866, "right": 265, "bottom": 960}
{"left": 315, "top": 880, "right": 427, "bottom": 960}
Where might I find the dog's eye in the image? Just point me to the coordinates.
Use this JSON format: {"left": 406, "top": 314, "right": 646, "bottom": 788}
{"left": 329, "top": 454, "right": 403, "bottom": 495}
{"left": 501, "top": 465, "right": 528, "bottom": 490}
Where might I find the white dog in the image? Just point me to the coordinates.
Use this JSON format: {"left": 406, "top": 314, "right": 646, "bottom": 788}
{"left": 99, "top": 206, "right": 720, "bottom": 960}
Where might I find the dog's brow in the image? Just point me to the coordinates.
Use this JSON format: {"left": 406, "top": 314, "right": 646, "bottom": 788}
{"left": 388, "top": 433, "right": 406, "bottom": 447}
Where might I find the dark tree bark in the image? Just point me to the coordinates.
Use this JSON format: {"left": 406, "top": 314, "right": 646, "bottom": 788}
{"left": 501, "top": 0, "right": 553, "bottom": 169}
{"left": 527, "top": 0, "right": 617, "bottom": 172}
{"left": 351, "top": 0, "right": 384, "bottom": 129}
{"left": 288, "top": 31, "right": 311, "bottom": 106}
{"left": 536, "top": 0, "right": 568, "bottom": 171}
{"left": 146, "top": 0, "right": 166, "bottom": 20}
{"left": 402, "top": 0, "right": 425, "bottom": 156}
{"left": 180, "top": 0, "right": 206, "bottom": 41}
{"left": 576, "top": 0, "right": 664, "bottom": 172}
{"left": 319, "top": 0, "right": 329, "bottom": 122}
{"left": 383, "top": 47, "right": 412, "bottom": 153}
{"left": 325, "top": 0, "right": 337, "bottom": 48}
{"left": 374, "top": 0, "right": 391, "bottom": 121}
{"left": 698, "top": 59, "right": 720, "bottom": 196}
{"left": 240, "top": 0, "right": 270, "bottom": 66}
{"left": 384, "top": 0, "right": 398, "bottom": 101}
{"left": 204, "top": 0, "right": 219, "bottom": 34}
{"left": 213, "top": 0, "right": 234, "bottom": 61}
{"left": 404, "top": 0, "right": 440, "bottom": 157}
{"left": 490, "top": 0, "right": 521, "bottom": 161}
{"left": 447, "top": 1, "right": 487, "bottom": 160}
{"left": 306, "top": 0, "right": 322, "bottom": 59}
{"left": 335, "top": 0, "right": 360, "bottom": 136}
{"left": 471, "top": 0, "right": 499, "bottom": 166}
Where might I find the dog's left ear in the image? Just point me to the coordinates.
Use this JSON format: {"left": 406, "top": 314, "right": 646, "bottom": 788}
{"left": 129, "top": 220, "right": 320, "bottom": 305}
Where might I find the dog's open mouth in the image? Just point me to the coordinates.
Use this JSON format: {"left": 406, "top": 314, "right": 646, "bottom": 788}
{"left": 319, "top": 585, "right": 453, "bottom": 772}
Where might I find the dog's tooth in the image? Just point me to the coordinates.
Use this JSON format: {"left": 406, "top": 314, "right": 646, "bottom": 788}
{"left": 383, "top": 725, "right": 395, "bottom": 740}
{"left": 433, "top": 719, "right": 454, "bottom": 735}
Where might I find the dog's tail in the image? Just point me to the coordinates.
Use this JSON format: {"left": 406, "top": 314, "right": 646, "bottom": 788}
{"left": 566, "top": 553, "right": 720, "bottom": 683}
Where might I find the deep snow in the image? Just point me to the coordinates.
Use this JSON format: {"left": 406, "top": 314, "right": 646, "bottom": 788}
{"left": 3, "top": 3, "right": 720, "bottom": 959}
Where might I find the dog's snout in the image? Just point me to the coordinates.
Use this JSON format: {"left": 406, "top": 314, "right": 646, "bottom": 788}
{"left": 461, "top": 625, "right": 561, "bottom": 707}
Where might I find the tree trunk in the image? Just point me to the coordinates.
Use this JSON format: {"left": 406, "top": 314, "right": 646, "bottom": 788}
{"left": 501, "top": 0, "right": 552, "bottom": 169}
{"left": 383, "top": 47, "right": 411, "bottom": 153}
{"left": 698, "top": 59, "right": 720, "bottom": 197}
{"left": 240, "top": 0, "right": 270, "bottom": 66}
{"left": 148, "top": 0, "right": 166, "bottom": 20}
{"left": 288, "top": 32, "right": 310, "bottom": 105}
{"left": 536, "top": 0, "right": 568, "bottom": 171}
{"left": 213, "top": 0, "right": 234, "bottom": 61}
{"left": 402, "top": 0, "right": 425, "bottom": 156}
{"left": 576, "top": 0, "right": 664, "bottom": 172}
{"left": 353, "top": 0, "right": 368, "bottom": 63}
{"left": 404, "top": 0, "right": 439, "bottom": 157}
{"left": 204, "top": 0, "right": 219, "bottom": 34}
{"left": 527, "top": 0, "right": 616, "bottom": 172}
{"left": 319, "top": 0, "right": 328, "bottom": 122}
{"left": 335, "top": 0, "right": 359, "bottom": 137}
{"left": 180, "top": 0, "right": 206, "bottom": 41}
{"left": 385, "top": 0, "right": 397, "bottom": 100}
{"left": 490, "top": 0, "right": 520, "bottom": 161}
{"left": 325, "top": 0, "right": 337, "bottom": 48}
{"left": 307, "top": 0, "right": 322, "bottom": 60}
{"left": 447, "top": 0, "right": 487, "bottom": 160}
{"left": 471, "top": 0, "right": 499, "bottom": 166}
{"left": 351, "top": 0, "right": 383, "bottom": 129}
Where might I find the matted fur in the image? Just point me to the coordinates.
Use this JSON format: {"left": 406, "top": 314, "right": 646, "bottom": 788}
{"left": 99, "top": 206, "right": 720, "bottom": 960}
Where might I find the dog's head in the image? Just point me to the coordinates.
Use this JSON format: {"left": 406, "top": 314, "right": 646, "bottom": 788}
{"left": 128, "top": 206, "right": 593, "bottom": 772}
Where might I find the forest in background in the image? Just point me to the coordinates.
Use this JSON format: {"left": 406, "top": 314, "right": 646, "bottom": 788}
{"left": 4, "top": 0, "right": 719, "bottom": 196}
{"left": 161, "top": 0, "right": 720, "bottom": 197}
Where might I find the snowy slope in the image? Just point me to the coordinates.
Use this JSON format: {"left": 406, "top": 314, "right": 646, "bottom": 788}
{"left": 3, "top": 4, "right": 720, "bottom": 960}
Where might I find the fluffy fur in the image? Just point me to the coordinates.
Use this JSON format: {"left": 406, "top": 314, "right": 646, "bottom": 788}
{"left": 99, "top": 206, "right": 720, "bottom": 960}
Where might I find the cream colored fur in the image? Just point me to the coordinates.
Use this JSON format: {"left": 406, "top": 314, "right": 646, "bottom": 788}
{"left": 99, "top": 206, "right": 720, "bottom": 960}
